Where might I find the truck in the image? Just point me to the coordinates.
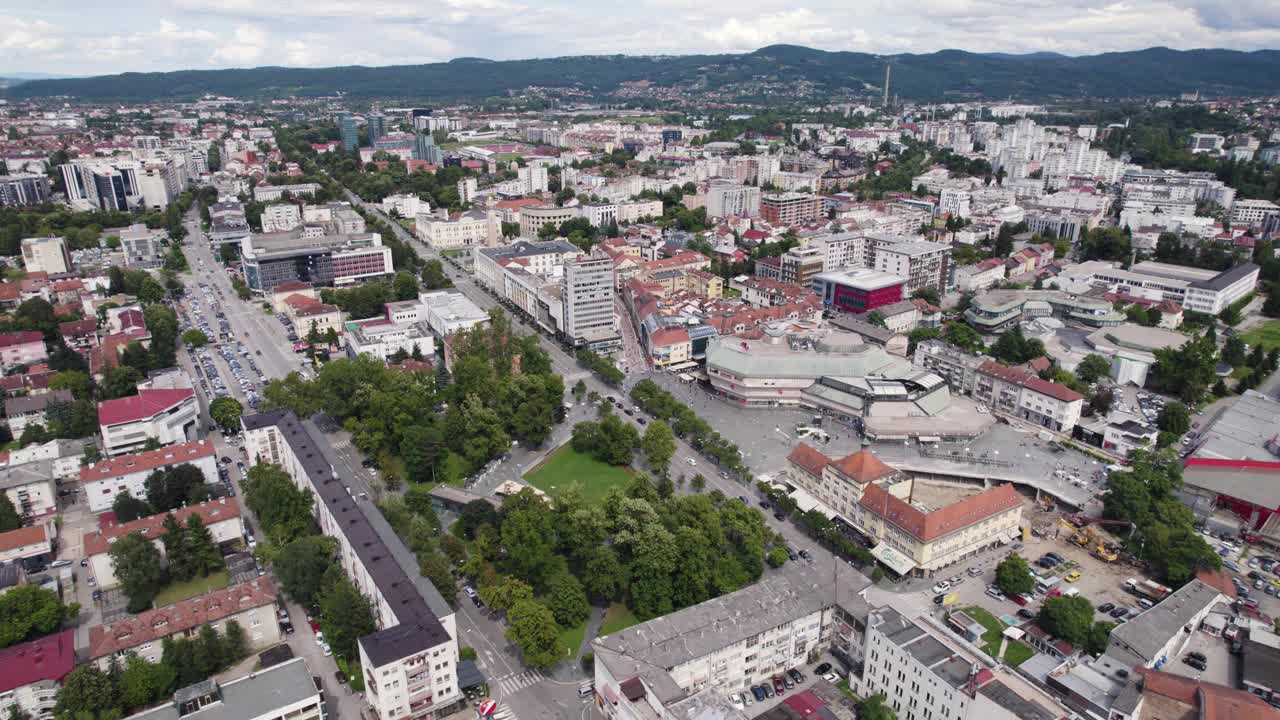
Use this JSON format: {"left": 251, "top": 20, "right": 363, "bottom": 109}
{"left": 1124, "top": 578, "right": 1172, "bottom": 602}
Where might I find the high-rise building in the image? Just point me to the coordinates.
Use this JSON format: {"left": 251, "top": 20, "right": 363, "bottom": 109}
{"left": 367, "top": 113, "right": 388, "bottom": 146}
{"left": 414, "top": 133, "right": 443, "bottom": 164}
{"left": 338, "top": 112, "right": 358, "bottom": 152}
{"left": 759, "top": 192, "right": 822, "bottom": 225}
{"left": 60, "top": 161, "right": 140, "bottom": 212}
{"left": 705, "top": 180, "right": 761, "bottom": 218}
{"left": 562, "top": 255, "right": 618, "bottom": 351}
{"left": 0, "top": 174, "right": 51, "bottom": 207}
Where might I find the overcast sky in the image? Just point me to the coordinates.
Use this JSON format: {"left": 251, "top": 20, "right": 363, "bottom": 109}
{"left": 3, "top": 0, "right": 1279, "bottom": 76}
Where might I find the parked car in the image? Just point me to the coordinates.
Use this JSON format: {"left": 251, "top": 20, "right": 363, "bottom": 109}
{"left": 814, "top": 663, "right": 832, "bottom": 675}
{"left": 751, "top": 687, "right": 766, "bottom": 702}
{"left": 1097, "top": 603, "right": 1115, "bottom": 614}
{"left": 787, "top": 669, "right": 804, "bottom": 684}
{"left": 1016, "top": 609, "right": 1035, "bottom": 620}
{"left": 1110, "top": 606, "right": 1130, "bottom": 618}
{"left": 772, "top": 676, "right": 786, "bottom": 694}
{"left": 931, "top": 580, "right": 951, "bottom": 594}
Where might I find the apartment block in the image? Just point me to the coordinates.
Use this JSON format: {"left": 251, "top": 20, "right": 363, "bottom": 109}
{"left": 242, "top": 411, "right": 461, "bottom": 720}
{"left": 760, "top": 192, "right": 822, "bottom": 225}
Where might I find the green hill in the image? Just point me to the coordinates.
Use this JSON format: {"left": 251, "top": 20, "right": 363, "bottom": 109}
{"left": 8, "top": 45, "right": 1280, "bottom": 103}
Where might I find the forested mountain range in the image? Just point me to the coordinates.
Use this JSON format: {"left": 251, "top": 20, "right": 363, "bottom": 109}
{"left": 8, "top": 45, "right": 1280, "bottom": 103}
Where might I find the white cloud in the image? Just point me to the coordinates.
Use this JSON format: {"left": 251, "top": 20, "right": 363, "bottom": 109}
{"left": 210, "top": 23, "right": 268, "bottom": 65}
{"left": 5, "top": 1, "right": 1280, "bottom": 76}
{"left": 0, "top": 16, "right": 64, "bottom": 52}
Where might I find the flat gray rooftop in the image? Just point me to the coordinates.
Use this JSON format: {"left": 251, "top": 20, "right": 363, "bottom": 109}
{"left": 123, "top": 657, "right": 318, "bottom": 720}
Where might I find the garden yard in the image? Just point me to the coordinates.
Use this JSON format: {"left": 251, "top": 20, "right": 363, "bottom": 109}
{"left": 960, "top": 606, "right": 1034, "bottom": 667}
{"left": 153, "top": 569, "right": 231, "bottom": 607}
{"left": 1242, "top": 320, "right": 1280, "bottom": 352}
{"left": 599, "top": 602, "right": 640, "bottom": 637}
{"left": 523, "top": 445, "right": 634, "bottom": 506}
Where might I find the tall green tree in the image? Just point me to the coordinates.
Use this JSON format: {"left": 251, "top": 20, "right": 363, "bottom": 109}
{"left": 112, "top": 491, "right": 152, "bottom": 523}
{"left": 546, "top": 573, "right": 590, "bottom": 628}
{"left": 242, "top": 463, "right": 315, "bottom": 544}
{"left": 183, "top": 515, "right": 224, "bottom": 578}
{"left": 505, "top": 599, "right": 561, "bottom": 669}
{"left": 209, "top": 397, "right": 243, "bottom": 433}
{"left": 995, "top": 554, "right": 1035, "bottom": 596}
{"left": 274, "top": 536, "right": 335, "bottom": 608}
{"left": 319, "top": 572, "right": 376, "bottom": 659}
{"left": 0, "top": 585, "right": 74, "bottom": 648}
{"left": 0, "top": 494, "right": 21, "bottom": 532}
{"left": 1037, "top": 595, "right": 1095, "bottom": 647}
{"left": 53, "top": 665, "right": 119, "bottom": 719}
{"left": 640, "top": 419, "right": 676, "bottom": 475}
{"left": 108, "top": 531, "right": 166, "bottom": 612}
{"left": 1075, "top": 354, "right": 1112, "bottom": 384}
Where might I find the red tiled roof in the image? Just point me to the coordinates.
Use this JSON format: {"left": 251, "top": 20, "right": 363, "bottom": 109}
{"left": 97, "top": 387, "right": 194, "bottom": 426}
{"left": 1195, "top": 567, "right": 1239, "bottom": 600}
{"left": 0, "top": 330, "right": 43, "bottom": 347}
{"left": 831, "top": 449, "right": 897, "bottom": 484}
{"left": 271, "top": 280, "right": 312, "bottom": 293}
{"left": 59, "top": 318, "right": 98, "bottom": 336}
{"left": 1023, "top": 376, "right": 1084, "bottom": 403}
{"left": 50, "top": 279, "right": 83, "bottom": 292}
{"left": 0, "top": 284, "right": 18, "bottom": 301}
{"left": 79, "top": 440, "right": 215, "bottom": 484}
{"left": 1135, "top": 668, "right": 1280, "bottom": 720}
{"left": 1184, "top": 457, "right": 1280, "bottom": 470}
{"left": 294, "top": 303, "right": 339, "bottom": 318}
{"left": 648, "top": 327, "right": 689, "bottom": 347}
{"left": 787, "top": 442, "right": 831, "bottom": 479}
{"left": 0, "top": 630, "right": 75, "bottom": 694}
{"left": 0, "top": 524, "right": 47, "bottom": 553}
{"left": 88, "top": 578, "right": 275, "bottom": 660}
{"left": 858, "top": 482, "right": 1021, "bottom": 542}
{"left": 977, "top": 360, "right": 1035, "bottom": 385}
{"left": 83, "top": 497, "right": 241, "bottom": 557}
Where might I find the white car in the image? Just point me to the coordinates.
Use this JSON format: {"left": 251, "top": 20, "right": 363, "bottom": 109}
{"left": 321, "top": 642, "right": 332, "bottom": 657}
{"left": 686, "top": 458, "right": 697, "bottom": 466}
{"left": 931, "top": 581, "right": 951, "bottom": 594}
{"left": 822, "top": 673, "right": 839, "bottom": 683}
{"left": 729, "top": 693, "right": 744, "bottom": 709}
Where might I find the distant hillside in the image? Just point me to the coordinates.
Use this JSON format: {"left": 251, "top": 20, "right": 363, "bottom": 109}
{"left": 8, "top": 45, "right": 1280, "bottom": 103}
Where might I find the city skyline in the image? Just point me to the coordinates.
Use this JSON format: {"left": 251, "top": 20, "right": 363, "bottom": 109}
{"left": 3, "top": 0, "right": 1279, "bottom": 77}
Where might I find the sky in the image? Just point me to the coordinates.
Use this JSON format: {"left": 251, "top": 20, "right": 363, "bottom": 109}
{"left": 3, "top": 0, "right": 1279, "bottom": 76}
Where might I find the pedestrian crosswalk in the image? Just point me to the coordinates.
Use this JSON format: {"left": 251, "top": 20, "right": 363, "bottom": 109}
{"left": 495, "top": 669, "right": 546, "bottom": 695}
{"left": 491, "top": 704, "right": 518, "bottom": 720}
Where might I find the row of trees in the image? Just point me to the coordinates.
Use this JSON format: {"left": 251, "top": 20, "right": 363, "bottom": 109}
{"left": 319, "top": 272, "right": 420, "bottom": 319}
{"left": 574, "top": 348, "right": 624, "bottom": 386}
{"left": 263, "top": 309, "right": 563, "bottom": 486}
{"left": 1103, "top": 449, "right": 1220, "bottom": 585}
{"left": 462, "top": 482, "right": 771, "bottom": 668}
{"left": 243, "top": 463, "right": 379, "bottom": 660}
{"left": 629, "top": 380, "right": 748, "bottom": 477}
{"left": 54, "top": 622, "right": 248, "bottom": 719}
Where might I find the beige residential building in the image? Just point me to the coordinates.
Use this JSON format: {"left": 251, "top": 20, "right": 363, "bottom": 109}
{"left": 787, "top": 442, "right": 1023, "bottom": 577}
{"left": 88, "top": 578, "right": 279, "bottom": 669}
{"left": 20, "top": 236, "right": 71, "bottom": 274}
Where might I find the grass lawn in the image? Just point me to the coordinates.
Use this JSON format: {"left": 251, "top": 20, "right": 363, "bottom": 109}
{"left": 1003, "top": 640, "right": 1035, "bottom": 667}
{"left": 1242, "top": 319, "right": 1280, "bottom": 352}
{"left": 524, "top": 445, "right": 634, "bottom": 506}
{"left": 599, "top": 602, "right": 641, "bottom": 636}
{"left": 154, "top": 569, "right": 230, "bottom": 607}
{"left": 557, "top": 619, "right": 588, "bottom": 660}
{"left": 959, "top": 606, "right": 1034, "bottom": 666}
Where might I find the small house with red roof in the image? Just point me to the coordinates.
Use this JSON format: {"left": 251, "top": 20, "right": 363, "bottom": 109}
{"left": 97, "top": 387, "right": 198, "bottom": 456}
{"left": 0, "top": 330, "right": 47, "bottom": 370}
{"left": 0, "top": 630, "right": 75, "bottom": 718}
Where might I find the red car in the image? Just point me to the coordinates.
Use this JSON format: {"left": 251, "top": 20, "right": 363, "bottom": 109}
{"left": 309, "top": 620, "right": 320, "bottom": 633}
{"left": 772, "top": 676, "right": 786, "bottom": 695}
{"left": 1008, "top": 594, "right": 1028, "bottom": 607}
